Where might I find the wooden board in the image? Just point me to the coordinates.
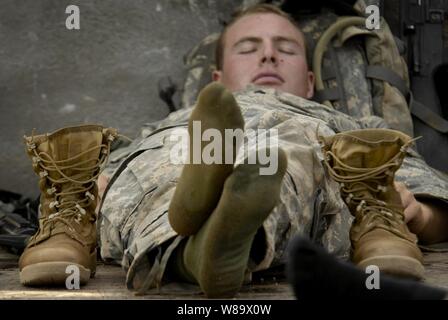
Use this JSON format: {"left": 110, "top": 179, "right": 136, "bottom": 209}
{"left": 0, "top": 247, "right": 446, "bottom": 300}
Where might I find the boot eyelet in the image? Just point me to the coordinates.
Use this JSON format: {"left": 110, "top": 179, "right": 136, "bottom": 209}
{"left": 27, "top": 142, "right": 36, "bottom": 150}
{"left": 39, "top": 170, "right": 48, "bottom": 178}
{"left": 49, "top": 201, "right": 59, "bottom": 209}
{"left": 345, "top": 193, "right": 354, "bottom": 204}
{"left": 85, "top": 191, "right": 95, "bottom": 201}
{"left": 356, "top": 200, "right": 366, "bottom": 213}
{"left": 76, "top": 204, "right": 86, "bottom": 215}
{"left": 47, "top": 186, "right": 57, "bottom": 195}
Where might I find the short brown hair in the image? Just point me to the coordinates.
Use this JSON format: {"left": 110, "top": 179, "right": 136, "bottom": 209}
{"left": 214, "top": 4, "right": 305, "bottom": 70}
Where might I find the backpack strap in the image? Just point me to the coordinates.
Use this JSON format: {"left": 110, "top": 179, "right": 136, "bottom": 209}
{"left": 364, "top": 66, "right": 448, "bottom": 134}
{"left": 366, "top": 65, "right": 409, "bottom": 98}
{"left": 313, "top": 17, "right": 367, "bottom": 108}
{"left": 410, "top": 95, "right": 448, "bottom": 134}
{"left": 313, "top": 88, "right": 341, "bottom": 103}
{"left": 314, "top": 47, "right": 349, "bottom": 111}
{"left": 312, "top": 13, "right": 416, "bottom": 137}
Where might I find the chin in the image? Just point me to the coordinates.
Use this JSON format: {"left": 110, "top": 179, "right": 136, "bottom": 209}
{"left": 273, "top": 86, "right": 307, "bottom": 98}
{"left": 263, "top": 84, "right": 299, "bottom": 96}
{"left": 257, "top": 83, "right": 283, "bottom": 90}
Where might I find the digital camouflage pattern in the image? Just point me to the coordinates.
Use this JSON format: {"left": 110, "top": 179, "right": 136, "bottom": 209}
{"left": 181, "top": 33, "right": 220, "bottom": 110}
{"left": 99, "top": 86, "right": 448, "bottom": 293}
{"left": 298, "top": 11, "right": 375, "bottom": 118}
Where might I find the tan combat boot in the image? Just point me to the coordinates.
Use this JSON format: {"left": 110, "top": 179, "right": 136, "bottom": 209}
{"left": 19, "top": 125, "right": 117, "bottom": 286}
{"left": 320, "top": 128, "right": 424, "bottom": 280}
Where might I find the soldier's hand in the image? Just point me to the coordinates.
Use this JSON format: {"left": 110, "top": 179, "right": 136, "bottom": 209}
{"left": 395, "top": 181, "right": 448, "bottom": 244}
{"left": 394, "top": 182, "right": 428, "bottom": 235}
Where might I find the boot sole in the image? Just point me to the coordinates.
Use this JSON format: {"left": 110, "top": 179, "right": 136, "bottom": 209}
{"left": 357, "top": 255, "right": 425, "bottom": 280}
{"left": 20, "top": 261, "right": 93, "bottom": 287}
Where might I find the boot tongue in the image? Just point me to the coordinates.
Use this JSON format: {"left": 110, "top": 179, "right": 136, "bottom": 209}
{"left": 33, "top": 126, "right": 105, "bottom": 209}
{"left": 322, "top": 129, "right": 413, "bottom": 169}
{"left": 331, "top": 137, "right": 402, "bottom": 169}
{"left": 332, "top": 138, "right": 398, "bottom": 202}
{"left": 329, "top": 130, "right": 411, "bottom": 215}
{"left": 45, "top": 126, "right": 104, "bottom": 181}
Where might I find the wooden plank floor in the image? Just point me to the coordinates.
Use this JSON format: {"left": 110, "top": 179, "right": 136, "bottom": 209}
{"left": 0, "top": 247, "right": 447, "bottom": 300}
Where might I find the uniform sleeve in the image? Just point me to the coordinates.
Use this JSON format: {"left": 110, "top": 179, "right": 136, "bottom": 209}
{"left": 396, "top": 148, "right": 448, "bottom": 204}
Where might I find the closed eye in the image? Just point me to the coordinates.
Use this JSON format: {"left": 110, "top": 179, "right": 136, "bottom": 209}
{"left": 277, "top": 44, "right": 298, "bottom": 55}
{"left": 238, "top": 48, "right": 257, "bottom": 54}
{"left": 234, "top": 38, "right": 260, "bottom": 55}
{"left": 276, "top": 39, "right": 300, "bottom": 55}
{"left": 278, "top": 48, "right": 297, "bottom": 55}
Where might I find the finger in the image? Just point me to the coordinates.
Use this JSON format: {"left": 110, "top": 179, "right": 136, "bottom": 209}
{"left": 394, "top": 181, "right": 406, "bottom": 191}
{"left": 404, "top": 199, "right": 421, "bottom": 223}
{"left": 395, "top": 182, "right": 414, "bottom": 207}
{"left": 402, "top": 192, "right": 414, "bottom": 208}
{"left": 394, "top": 182, "right": 407, "bottom": 202}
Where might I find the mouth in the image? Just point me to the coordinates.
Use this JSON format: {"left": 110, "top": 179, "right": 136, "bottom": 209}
{"left": 252, "top": 72, "right": 284, "bottom": 85}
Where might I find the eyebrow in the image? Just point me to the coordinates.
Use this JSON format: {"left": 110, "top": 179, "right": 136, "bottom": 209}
{"left": 232, "top": 36, "right": 302, "bottom": 49}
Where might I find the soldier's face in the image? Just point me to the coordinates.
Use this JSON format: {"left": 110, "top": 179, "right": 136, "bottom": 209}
{"left": 213, "top": 13, "right": 314, "bottom": 99}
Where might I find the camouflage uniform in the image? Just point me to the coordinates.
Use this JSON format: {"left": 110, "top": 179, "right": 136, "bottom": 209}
{"left": 99, "top": 86, "right": 448, "bottom": 292}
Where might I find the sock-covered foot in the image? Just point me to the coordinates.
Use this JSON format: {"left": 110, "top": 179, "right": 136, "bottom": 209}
{"left": 182, "top": 148, "right": 288, "bottom": 298}
{"left": 168, "top": 82, "right": 245, "bottom": 236}
{"left": 287, "top": 236, "right": 447, "bottom": 300}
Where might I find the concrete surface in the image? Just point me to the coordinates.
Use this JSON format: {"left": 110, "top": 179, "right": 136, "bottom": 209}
{"left": 0, "top": 0, "right": 241, "bottom": 198}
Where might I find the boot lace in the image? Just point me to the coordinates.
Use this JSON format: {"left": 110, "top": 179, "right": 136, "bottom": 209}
{"left": 25, "top": 130, "right": 117, "bottom": 232}
{"left": 322, "top": 139, "right": 416, "bottom": 237}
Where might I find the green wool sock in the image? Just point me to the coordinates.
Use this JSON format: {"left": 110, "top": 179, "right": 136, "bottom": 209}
{"left": 181, "top": 148, "right": 288, "bottom": 298}
{"left": 168, "top": 82, "right": 244, "bottom": 236}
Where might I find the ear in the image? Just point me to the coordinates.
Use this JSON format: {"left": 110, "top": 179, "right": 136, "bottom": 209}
{"left": 306, "top": 71, "right": 315, "bottom": 99}
{"left": 212, "top": 70, "right": 223, "bottom": 82}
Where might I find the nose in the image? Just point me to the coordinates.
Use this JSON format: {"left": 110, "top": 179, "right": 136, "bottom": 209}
{"left": 260, "top": 43, "right": 278, "bottom": 66}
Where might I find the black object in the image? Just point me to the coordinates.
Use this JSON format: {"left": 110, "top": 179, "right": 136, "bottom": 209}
{"left": 286, "top": 236, "right": 447, "bottom": 300}
{"left": 280, "top": 0, "right": 358, "bottom": 16}
{"left": 158, "top": 76, "right": 179, "bottom": 113}
{"left": 0, "top": 190, "right": 39, "bottom": 254}
{"left": 384, "top": 0, "right": 448, "bottom": 173}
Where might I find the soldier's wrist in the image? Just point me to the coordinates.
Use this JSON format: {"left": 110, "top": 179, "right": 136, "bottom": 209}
{"left": 416, "top": 200, "right": 447, "bottom": 244}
